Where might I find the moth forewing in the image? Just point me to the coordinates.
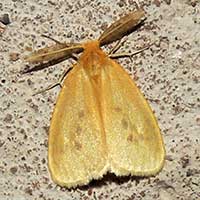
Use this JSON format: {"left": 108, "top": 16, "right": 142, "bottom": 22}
{"left": 99, "top": 9, "right": 145, "bottom": 46}
{"left": 25, "top": 43, "right": 83, "bottom": 64}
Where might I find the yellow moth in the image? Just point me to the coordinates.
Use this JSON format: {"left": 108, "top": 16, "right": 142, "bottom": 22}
{"left": 25, "top": 9, "right": 165, "bottom": 188}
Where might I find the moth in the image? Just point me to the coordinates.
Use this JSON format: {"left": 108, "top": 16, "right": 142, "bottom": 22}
{"left": 25, "top": 9, "right": 165, "bottom": 188}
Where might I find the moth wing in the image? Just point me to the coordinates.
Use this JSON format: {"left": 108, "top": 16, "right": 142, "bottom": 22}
{"left": 102, "top": 59, "right": 165, "bottom": 176}
{"left": 48, "top": 65, "right": 107, "bottom": 188}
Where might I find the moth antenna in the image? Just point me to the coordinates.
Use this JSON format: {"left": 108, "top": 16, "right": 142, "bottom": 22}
{"left": 109, "top": 43, "right": 154, "bottom": 59}
{"left": 41, "top": 34, "right": 63, "bottom": 44}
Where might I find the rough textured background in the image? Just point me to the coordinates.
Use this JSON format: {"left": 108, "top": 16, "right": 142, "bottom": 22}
{"left": 0, "top": 0, "right": 199, "bottom": 199}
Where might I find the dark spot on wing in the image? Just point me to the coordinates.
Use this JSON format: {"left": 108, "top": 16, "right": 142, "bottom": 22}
{"left": 76, "top": 125, "right": 82, "bottom": 135}
{"left": 114, "top": 106, "right": 122, "bottom": 112}
{"left": 78, "top": 110, "right": 84, "bottom": 118}
{"left": 121, "top": 118, "right": 128, "bottom": 129}
{"left": 127, "top": 134, "right": 133, "bottom": 142}
{"left": 74, "top": 140, "right": 82, "bottom": 150}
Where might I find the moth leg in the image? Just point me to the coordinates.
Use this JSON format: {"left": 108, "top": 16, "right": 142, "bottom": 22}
{"left": 32, "top": 67, "right": 72, "bottom": 96}
{"left": 108, "top": 36, "right": 128, "bottom": 55}
{"left": 109, "top": 44, "right": 152, "bottom": 59}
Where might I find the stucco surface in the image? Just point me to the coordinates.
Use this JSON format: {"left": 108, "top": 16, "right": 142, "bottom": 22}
{"left": 0, "top": 0, "right": 199, "bottom": 199}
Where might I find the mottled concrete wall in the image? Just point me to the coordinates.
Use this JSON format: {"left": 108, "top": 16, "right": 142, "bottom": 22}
{"left": 0, "top": 0, "right": 199, "bottom": 199}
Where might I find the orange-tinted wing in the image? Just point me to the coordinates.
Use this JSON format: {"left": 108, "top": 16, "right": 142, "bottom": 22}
{"left": 48, "top": 64, "right": 108, "bottom": 188}
{"left": 101, "top": 58, "right": 165, "bottom": 176}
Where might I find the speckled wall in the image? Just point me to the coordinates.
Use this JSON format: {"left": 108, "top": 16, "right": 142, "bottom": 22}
{"left": 0, "top": 0, "right": 199, "bottom": 199}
